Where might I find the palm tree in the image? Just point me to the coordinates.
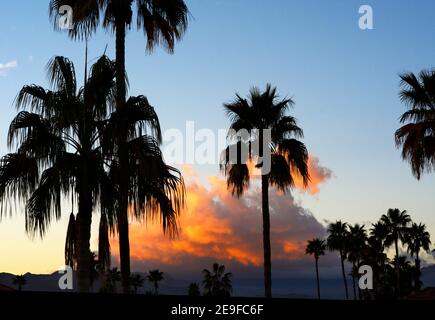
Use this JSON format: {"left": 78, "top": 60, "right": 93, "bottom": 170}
{"left": 404, "top": 223, "right": 431, "bottom": 289}
{"left": 221, "top": 84, "right": 309, "bottom": 297}
{"left": 50, "top": 0, "right": 190, "bottom": 294}
{"left": 12, "top": 275, "right": 27, "bottom": 291}
{"left": 380, "top": 208, "right": 411, "bottom": 297}
{"left": 202, "top": 263, "right": 232, "bottom": 297}
{"left": 188, "top": 282, "right": 200, "bottom": 296}
{"left": 104, "top": 267, "right": 121, "bottom": 293}
{"left": 305, "top": 238, "right": 326, "bottom": 299}
{"left": 129, "top": 274, "right": 145, "bottom": 294}
{"left": 146, "top": 269, "right": 164, "bottom": 295}
{"left": 0, "top": 55, "right": 117, "bottom": 292}
{"left": 326, "top": 221, "right": 349, "bottom": 300}
{"left": 395, "top": 70, "right": 435, "bottom": 179}
{"left": 346, "top": 224, "right": 367, "bottom": 300}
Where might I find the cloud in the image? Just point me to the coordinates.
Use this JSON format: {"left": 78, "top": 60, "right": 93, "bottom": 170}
{"left": 110, "top": 157, "right": 334, "bottom": 278}
{"left": 0, "top": 60, "right": 18, "bottom": 76}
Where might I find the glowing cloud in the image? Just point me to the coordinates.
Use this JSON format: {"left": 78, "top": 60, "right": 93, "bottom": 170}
{"left": 111, "top": 158, "right": 332, "bottom": 271}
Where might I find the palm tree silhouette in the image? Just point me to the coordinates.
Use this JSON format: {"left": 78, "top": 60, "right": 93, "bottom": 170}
{"left": 202, "top": 263, "right": 232, "bottom": 297}
{"left": 12, "top": 275, "right": 27, "bottom": 291}
{"left": 104, "top": 267, "right": 121, "bottom": 293}
{"left": 146, "top": 269, "right": 164, "bottom": 295}
{"left": 346, "top": 224, "right": 367, "bottom": 300}
{"left": 188, "top": 282, "right": 200, "bottom": 296}
{"left": 305, "top": 238, "right": 326, "bottom": 300}
{"left": 50, "top": 0, "right": 190, "bottom": 294}
{"left": 395, "top": 70, "right": 435, "bottom": 179}
{"left": 380, "top": 208, "right": 411, "bottom": 297}
{"left": 221, "top": 84, "right": 309, "bottom": 297}
{"left": 0, "top": 55, "right": 117, "bottom": 292}
{"left": 326, "top": 221, "right": 349, "bottom": 300}
{"left": 129, "top": 274, "right": 145, "bottom": 294}
{"left": 404, "top": 222, "right": 431, "bottom": 289}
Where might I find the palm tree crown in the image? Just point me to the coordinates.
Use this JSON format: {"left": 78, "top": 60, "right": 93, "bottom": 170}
{"left": 202, "top": 263, "right": 232, "bottom": 297}
{"left": 395, "top": 70, "right": 435, "bottom": 179}
{"left": 50, "top": 0, "right": 189, "bottom": 52}
{"left": 306, "top": 238, "right": 326, "bottom": 259}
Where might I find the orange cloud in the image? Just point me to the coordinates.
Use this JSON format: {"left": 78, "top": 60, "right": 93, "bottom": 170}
{"left": 247, "top": 154, "right": 332, "bottom": 194}
{"left": 110, "top": 161, "right": 331, "bottom": 270}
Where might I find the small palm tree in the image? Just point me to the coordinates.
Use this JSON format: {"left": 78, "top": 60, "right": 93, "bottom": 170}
{"left": 12, "top": 275, "right": 27, "bottom": 291}
{"left": 146, "top": 269, "right": 164, "bottom": 295}
{"left": 380, "top": 208, "right": 412, "bottom": 297}
{"left": 221, "top": 84, "right": 309, "bottom": 297}
{"left": 326, "top": 221, "right": 349, "bottom": 299}
{"left": 104, "top": 267, "right": 121, "bottom": 293}
{"left": 188, "top": 282, "right": 200, "bottom": 296}
{"left": 305, "top": 238, "right": 326, "bottom": 300}
{"left": 129, "top": 274, "right": 145, "bottom": 294}
{"left": 202, "top": 263, "right": 232, "bottom": 297}
{"left": 346, "top": 224, "right": 367, "bottom": 300}
{"left": 395, "top": 70, "right": 435, "bottom": 179}
{"left": 404, "top": 223, "right": 431, "bottom": 289}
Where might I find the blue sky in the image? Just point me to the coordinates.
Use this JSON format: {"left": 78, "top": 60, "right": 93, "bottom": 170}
{"left": 1, "top": 0, "right": 435, "bottom": 275}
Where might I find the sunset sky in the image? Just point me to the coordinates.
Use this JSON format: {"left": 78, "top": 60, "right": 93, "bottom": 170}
{"left": 1, "top": 0, "right": 435, "bottom": 295}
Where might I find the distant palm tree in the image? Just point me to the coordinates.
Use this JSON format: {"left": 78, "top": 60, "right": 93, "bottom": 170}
{"left": 305, "top": 238, "right": 326, "bottom": 299}
{"left": 221, "top": 84, "right": 309, "bottom": 297}
{"left": 50, "top": 0, "right": 190, "bottom": 294}
{"left": 395, "top": 70, "right": 435, "bottom": 179}
{"left": 327, "top": 221, "right": 349, "bottom": 300}
{"left": 404, "top": 223, "right": 431, "bottom": 289}
{"left": 346, "top": 224, "right": 367, "bottom": 300}
{"left": 202, "top": 263, "right": 232, "bottom": 297}
{"left": 147, "top": 269, "right": 164, "bottom": 295}
{"left": 130, "top": 274, "right": 145, "bottom": 294}
{"left": 188, "top": 282, "right": 200, "bottom": 296}
{"left": 0, "top": 55, "right": 117, "bottom": 292}
{"left": 381, "top": 208, "right": 411, "bottom": 297}
{"left": 104, "top": 267, "right": 121, "bottom": 293}
{"left": 12, "top": 275, "right": 27, "bottom": 291}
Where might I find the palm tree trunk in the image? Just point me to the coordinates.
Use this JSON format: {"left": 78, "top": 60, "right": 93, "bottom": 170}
{"left": 76, "top": 175, "right": 92, "bottom": 292}
{"left": 315, "top": 257, "right": 320, "bottom": 299}
{"left": 394, "top": 239, "right": 401, "bottom": 298}
{"left": 115, "top": 17, "right": 131, "bottom": 295}
{"left": 340, "top": 251, "right": 349, "bottom": 300}
{"left": 261, "top": 174, "right": 272, "bottom": 298}
{"left": 415, "top": 251, "right": 421, "bottom": 289}
{"left": 352, "top": 262, "right": 357, "bottom": 300}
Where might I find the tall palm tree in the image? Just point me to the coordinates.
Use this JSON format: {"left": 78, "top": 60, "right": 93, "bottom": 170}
{"left": 146, "top": 269, "right": 164, "bottom": 295}
{"left": 326, "top": 221, "right": 349, "bottom": 300}
{"left": 404, "top": 222, "right": 431, "bottom": 289}
{"left": 395, "top": 70, "right": 435, "bottom": 179}
{"left": 305, "top": 238, "right": 326, "bottom": 300}
{"left": 380, "top": 208, "right": 411, "bottom": 297}
{"left": 0, "top": 55, "right": 117, "bottom": 292}
{"left": 202, "top": 263, "right": 232, "bottom": 297}
{"left": 12, "top": 275, "right": 27, "bottom": 291}
{"left": 50, "top": 0, "right": 190, "bottom": 294}
{"left": 346, "top": 224, "right": 367, "bottom": 300}
{"left": 221, "top": 84, "right": 310, "bottom": 297}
